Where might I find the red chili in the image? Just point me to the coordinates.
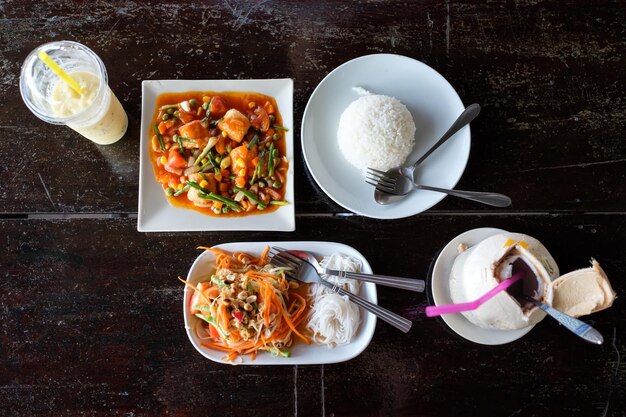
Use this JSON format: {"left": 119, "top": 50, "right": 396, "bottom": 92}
{"left": 233, "top": 311, "right": 243, "bottom": 321}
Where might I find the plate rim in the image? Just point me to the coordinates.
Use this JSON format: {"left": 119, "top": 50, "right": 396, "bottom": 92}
{"left": 431, "top": 227, "right": 535, "bottom": 345}
{"left": 301, "top": 53, "right": 470, "bottom": 219}
{"left": 182, "top": 240, "right": 378, "bottom": 365}
{"left": 137, "top": 78, "right": 295, "bottom": 232}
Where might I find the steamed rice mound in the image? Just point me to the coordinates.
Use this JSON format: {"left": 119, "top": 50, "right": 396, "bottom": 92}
{"left": 337, "top": 94, "right": 416, "bottom": 172}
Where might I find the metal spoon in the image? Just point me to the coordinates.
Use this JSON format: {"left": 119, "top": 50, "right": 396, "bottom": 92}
{"left": 375, "top": 103, "right": 481, "bottom": 205}
{"left": 524, "top": 296, "right": 604, "bottom": 345}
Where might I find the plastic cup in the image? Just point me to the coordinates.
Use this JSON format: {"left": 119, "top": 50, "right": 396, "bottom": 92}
{"left": 20, "top": 41, "right": 128, "bottom": 145}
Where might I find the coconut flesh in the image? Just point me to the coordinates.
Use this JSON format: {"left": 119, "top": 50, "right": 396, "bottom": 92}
{"left": 449, "top": 232, "right": 616, "bottom": 330}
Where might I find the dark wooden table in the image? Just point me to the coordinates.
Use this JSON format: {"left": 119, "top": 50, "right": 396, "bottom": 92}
{"left": 1, "top": 1, "right": 625, "bottom": 416}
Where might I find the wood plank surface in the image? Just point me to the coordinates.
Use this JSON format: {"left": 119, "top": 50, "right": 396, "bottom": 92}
{"left": 1, "top": 216, "right": 624, "bottom": 416}
{"left": 0, "top": 0, "right": 624, "bottom": 214}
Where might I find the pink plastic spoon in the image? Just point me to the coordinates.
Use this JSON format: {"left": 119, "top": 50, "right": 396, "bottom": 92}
{"left": 426, "top": 271, "right": 526, "bottom": 317}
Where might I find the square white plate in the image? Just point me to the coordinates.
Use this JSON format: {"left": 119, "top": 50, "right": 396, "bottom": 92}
{"left": 183, "top": 241, "right": 377, "bottom": 365}
{"left": 138, "top": 79, "right": 295, "bottom": 232}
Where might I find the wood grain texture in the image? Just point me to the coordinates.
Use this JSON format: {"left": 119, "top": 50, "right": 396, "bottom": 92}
{"left": 0, "top": 0, "right": 625, "bottom": 214}
{"left": 1, "top": 0, "right": 626, "bottom": 416}
{"left": 1, "top": 216, "right": 624, "bottom": 416}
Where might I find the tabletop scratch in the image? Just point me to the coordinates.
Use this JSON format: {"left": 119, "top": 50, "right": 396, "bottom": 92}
{"left": 100, "top": 18, "right": 121, "bottom": 46}
{"left": 321, "top": 364, "right": 325, "bottom": 417}
{"left": 223, "top": 0, "right": 269, "bottom": 30}
{"left": 508, "top": 158, "right": 626, "bottom": 174}
{"left": 293, "top": 365, "right": 298, "bottom": 417}
{"left": 426, "top": 12, "right": 434, "bottom": 51}
{"left": 600, "top": 327, "right": 620, "bottom": 417}
{"left": 445, "top": 0, "right": 451, "bottom": 55}
{"left": 38, "top": 173, "right": 57, "bottom": 212}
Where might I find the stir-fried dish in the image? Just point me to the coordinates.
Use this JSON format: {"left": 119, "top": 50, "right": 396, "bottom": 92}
{"left": 181, "top": 247, "right": 309, "bottom": 362}
{"left": 149, "top": 91, "right": 289, "bottom": 216}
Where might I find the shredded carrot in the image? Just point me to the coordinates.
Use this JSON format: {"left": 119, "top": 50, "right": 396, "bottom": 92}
{"left": 178, "top": 277, "right": 211, "bottom": 304}
{"left": 259, "top": 246, "right": 270, "bottom": 266}
{"left": 185, "top": 246, "right": 310, "bottom": 362}
{"left": 201, "top": 341, "right": 232, "bottom": 352}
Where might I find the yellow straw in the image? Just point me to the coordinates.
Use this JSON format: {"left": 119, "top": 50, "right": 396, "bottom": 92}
{"left": 37, "top": 51, "right": 84, "bottom": 95}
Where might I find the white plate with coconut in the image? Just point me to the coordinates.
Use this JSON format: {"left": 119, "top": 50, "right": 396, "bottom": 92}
{"left": 431, "top": 227, "right": 616, "bottom": 345}
{"left": 301, "top": 54, "right": 471, "bottom": 219}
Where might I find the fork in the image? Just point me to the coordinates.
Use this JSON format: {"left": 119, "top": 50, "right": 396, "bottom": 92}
{"left": 270, "top": 249, "right": 412, "bottom": 333}
{"left": 366, "top": 168, "right": 512, "bottom": 207}
{"left": 285, "top": 248, "right": 425, "bottom": 292}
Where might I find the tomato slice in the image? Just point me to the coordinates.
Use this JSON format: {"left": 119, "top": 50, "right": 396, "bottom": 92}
{"left": 208, "top": 324, "right": 220, "bottom": 339}
{"left": 189, "top": 282, "right": 207, "bottom": 314}
{"left": 210, "top": 96, "right": 228, "bottom": 118}
{"left": 167, "top": 148, "right": 188, "bottom": 169}
{"left": 250, "top": 107, "right": 270, "bottom": 132}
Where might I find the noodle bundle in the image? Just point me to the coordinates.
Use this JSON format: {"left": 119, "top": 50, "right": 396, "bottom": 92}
{"left": 307, "top": 253, "right": 362, "bottom": 346}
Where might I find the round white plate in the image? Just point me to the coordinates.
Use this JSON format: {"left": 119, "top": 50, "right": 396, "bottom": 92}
{"left": 301, "top": 54, "right": 471, "bottom": 219}
{"left": 431, "top": 227, "right": 535, "bottom": 345}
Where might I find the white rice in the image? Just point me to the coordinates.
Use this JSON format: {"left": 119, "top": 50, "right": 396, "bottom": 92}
{"left": 337, "top": 94, "right": 416, "bottom": 172}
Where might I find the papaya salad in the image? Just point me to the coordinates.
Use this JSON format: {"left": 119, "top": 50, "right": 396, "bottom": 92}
{"left": 181, "top": 247, "right": 364, "bottom": 363}
{"left": 181, "top": 247, "right": 309, "bottom": 362}
{"left": 149, "top": 91, "right": 289, "bottom": 217}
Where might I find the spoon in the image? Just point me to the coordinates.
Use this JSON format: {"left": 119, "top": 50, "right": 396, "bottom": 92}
{"left": 524, "top": 296, "right": 604, "bottom": 345}
{"left": 425, "top": 271, "right": 525, "bottom": 317}
{"left": 375, "top": 103, "right": 481, "bottom": 205}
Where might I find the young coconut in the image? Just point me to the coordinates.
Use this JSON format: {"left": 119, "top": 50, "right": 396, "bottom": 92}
{"left": 449, "top": 232, "right": 559, "bottom": 330}
{"left": 546, "top": 259, "right": 616, "bottom": 317}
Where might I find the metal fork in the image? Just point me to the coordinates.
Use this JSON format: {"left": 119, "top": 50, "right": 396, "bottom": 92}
{"left": 366, "top": 168, "right": 512, "bottom": 207}
{"left": 270, "top": 249, "right": 412, "bottom": 333}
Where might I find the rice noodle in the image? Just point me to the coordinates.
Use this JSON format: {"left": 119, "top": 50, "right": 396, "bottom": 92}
{"left": 307, "top": 253, "right": 362, "bottom": 346}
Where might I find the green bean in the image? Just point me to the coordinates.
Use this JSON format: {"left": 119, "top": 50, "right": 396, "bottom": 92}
{"left": 194, "top": 313, "right": 228, "bottom": 338}
{"left": 233, "top": 186, "right": 267, "bottom": 209}
{"left": 202, "top": 97, "right": 213, "bottom": 123}
{"left": 267, "top": 143, "right": 275, "bottom": 177}
{"left": 208, "top": 151, "right": 221, "bottom": 175}
{"left": 173, "top": 184, "right": 190, "bottom": 196}
{"left": 153, "top": 124, "right": 165, "bottom": 151}
{"left": 186, "top": 181, "right": 211, "bottom": 194}
{"left": 272, "top": 125, "right": 289, "bottom": 131}
{"left": 251, "top": 149, "right": 265, "bottom": 184}
{"left": 158, "top": 104, "right": 179, "bottom": 111}
{"left": 211, "top": 275, "right": 226, "bottom": 287}
{"left": 269, "top": 200, "right": 289, "bottom": 206}
{"left": 176, "top": 135, "right": 186, "bottom": 157}
{"left": 247, "top": 132, "right": 259, "bottom": 150}
{"left": 199, "top": 192, "right": 242, "bottom": 212}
